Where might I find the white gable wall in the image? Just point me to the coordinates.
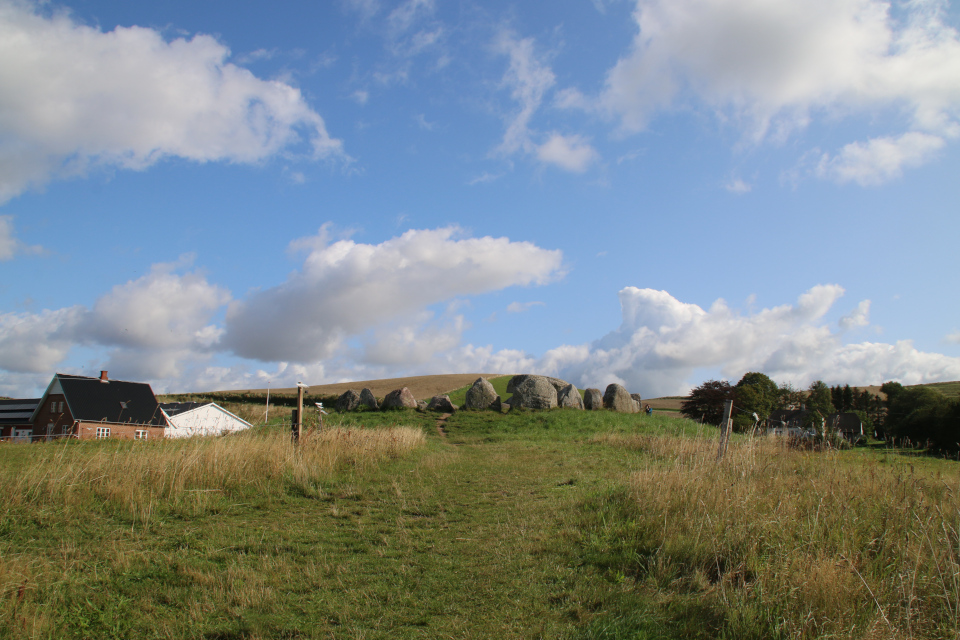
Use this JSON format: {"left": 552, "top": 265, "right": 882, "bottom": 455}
{"left": 163, "top": 403, "right": 252, "bottom": 438}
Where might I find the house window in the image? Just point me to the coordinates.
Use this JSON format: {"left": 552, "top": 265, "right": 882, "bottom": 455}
{"left": 96, "top": 427, "right": 110, "bottom": 439}
{"left": 50, "top": 401, "right": 56, "bottom": 412}
{"left": 135, "top": 430, "right": 148, "bottom": 440}
{"left": 58, "top": 402, "right": 64, "bottom": 413}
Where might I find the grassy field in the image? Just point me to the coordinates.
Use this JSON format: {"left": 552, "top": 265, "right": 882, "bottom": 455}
{"left": 0, "top": 408, "right": 958, "bottom": 639}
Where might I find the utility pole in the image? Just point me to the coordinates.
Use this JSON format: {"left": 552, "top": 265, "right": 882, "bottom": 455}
{"left": 717, "top": 400, "right": 733, "bottom": 462}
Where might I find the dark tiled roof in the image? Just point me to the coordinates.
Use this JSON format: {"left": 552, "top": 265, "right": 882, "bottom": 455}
{"left": 0, "top": 398, "right": 40, "bottom": 425}
{"left": 159, "top": 402, "right": 208, "bottom": 417}
{"left": 58, "top": 374, "right": 166, "bottom": 426}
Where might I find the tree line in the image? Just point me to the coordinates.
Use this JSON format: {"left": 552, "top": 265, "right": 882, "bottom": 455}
{"left": 680, "top": 373, "right": 960, "bottom": 452}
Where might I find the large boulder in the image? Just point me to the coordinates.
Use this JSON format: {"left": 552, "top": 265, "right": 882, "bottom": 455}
{"left": 508, "top": 375, "right": 558, "bottom": 410}
{"left": 557, "top": 383, "right": 584, "bottom": 410}
{"left": 336, "top": 389, "right": 361, "bottom": 412}
{"left": 583, "top": 388, "right": 603, "bottom": 410}
{"left": 507, "top": 374, "right": 570, "bottom": 395}
{"left": 427, "top": 395, "right": 458, "bottom": 412}
{"left": 464, "top": 377, "right": 498, "bottom": 410}
{"left": 359, "top": 388, "right": 379, "bottom": 410}
{"left": 491, "top": 396, "right": 502, "bottom": 413}
{"left": 382, "top": 387, "right": 418, "bottom": 410}
{"left": 604, "top": 384, "right": 638, "bottom": 413}
{"left": 631, "top": 393, "right": 643, "bottom": 413}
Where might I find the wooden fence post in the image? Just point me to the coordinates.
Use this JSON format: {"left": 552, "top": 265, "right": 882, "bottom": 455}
{"left": 717, "top": 400, "right": 733, "bottom": 462}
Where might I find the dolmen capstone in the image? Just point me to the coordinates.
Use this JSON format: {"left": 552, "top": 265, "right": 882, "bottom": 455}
{"left": 508, "top": 375, "right": 558, "bottom": 410}
{"left": 382, "top": 387, "right": 418, "bottom": 410}
{"left": 427, "top": 395, "right": 458, "bottom": 412}
{"left": 583, "top": 388, "right": 603, "bottom": 410}
{"left": 359, "top": 388, "right": 379, "bottom": 410}
{"left": 336, "top": 389, "right": 361, "bottom": 412}
{"left": 464, "top": 377, "right": 499, "bottom": 410}
{"left": 557, "top": 383, "right": 584, "bottom": 410}
{"left": 604, "top": 383, "right": 638, "bottom": 413}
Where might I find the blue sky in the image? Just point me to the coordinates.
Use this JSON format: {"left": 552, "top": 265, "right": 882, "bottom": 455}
{"left": 1, "top": 0, "right": 959, "bottom": 398}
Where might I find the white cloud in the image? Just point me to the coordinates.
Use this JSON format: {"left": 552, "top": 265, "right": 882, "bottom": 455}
{"left": 945, "top": 331, "right": 960, "bottom": 345}
{"left": 536, "top": 133, "right": 599, "bottom": 172}
{"left": 0, "top": 215, "right": 43, "bottom": 260}
{"left": 839, "top": 299, "right": 871, "bottom": 330}
{"left": 351, "top": 90, "right": 370, "bottom": 105}
{"left": 597, "top": 0, "right": 960, "bottom": 182}
{"left": 0, "top": 1, "right": 344, "bottom": 203}
{"left": 388, "top": 0, "right": 435, "bottom": 34}
{"left": 493, "top": 29, "right": 556, "bottom": 157}
{"left": 537, "top": 285, "right": 960, "bottom": 397}
{"left": 724, "top": 178, "right": 751, "bottom": 193}
{"left": 506, "top": 301, "right": 545, "bottom": 313}
{"left": 816, "top": 132, "right": 946, "bottom": 186}
{"left": 0, "top": 262, "right": 229, "bottom": 378}
{"left": 223, "top": 226, "right": 564, "bottom": 362}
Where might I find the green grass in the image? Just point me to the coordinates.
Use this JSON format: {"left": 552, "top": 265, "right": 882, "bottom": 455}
{"left": 0, "top": 408, "right": 957, "bottom": 639}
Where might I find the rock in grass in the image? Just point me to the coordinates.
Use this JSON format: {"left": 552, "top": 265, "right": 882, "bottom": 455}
{"left": 491, "top": 396, "right": 502, "bottom": 412}
{"left": 603, "top": 384, "right": 638, "bottom": 413}
{"left": 631, "top": 393, "right": 643, "bottom": 413}
{"left": 464, "top": 377, "right": 498, "bottom": 410}
{"left": 558, "top": 383, "right": 584, "bottom": 410}
{"left": 583, "top": 388, "right": 603, "bottom": 410}
{"left": 427, "top": 395, "right": 458, "bottom": 412}
{"left": 382, "top": 387, "right": 418, "bottom": 410}
{"left": 336, "top": 389, "right": 361, "bottom": 412}
{"left": 359, "top": 388, "right": 379, "bottom": 410}
{"left": 509, "top": 375, "right": 558, "bottom": 410}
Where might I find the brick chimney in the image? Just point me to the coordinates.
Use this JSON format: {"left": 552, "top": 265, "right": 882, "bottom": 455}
{"left": 100, "top": 370, "right": 109, "bottom": 383}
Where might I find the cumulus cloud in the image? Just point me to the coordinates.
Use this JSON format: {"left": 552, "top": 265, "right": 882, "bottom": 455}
{"left": 945, "top": 331, "right": 960, "bottom": 345}
{"left": 839, "top": 300, "right": 871, "bottom": 330}
{"left": 223, "top": 226, "right": 564, "bottom": 362}
{"left": 0, "top": 261, "right": 229, "bottom": 378}
{"left": 596, "top": 0, "right": 960, "bottom": 182}
{"left": 0, "top": 1, "right": 343, "bottom": 203}
{"left": 536, "top": 285, "right": 960, "bottom": 397}
{"left": 816, "top": 132, "right": 946, "bottom": 186}
{"left": 0, "top": 215, "right": 43, "bottom": 260}
{"left": 536, "top": 133, "right": 599, "bottom": 172}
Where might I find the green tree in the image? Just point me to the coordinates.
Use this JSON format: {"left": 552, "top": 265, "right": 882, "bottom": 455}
{"left": 733, "top": 372, "right": 778, "bottom": 433}
{"left": 777, "top": 382, "right": 804, "bottom": 410}
{"left": 804, "top": 380, "right": 835, "bottom": 433}
{"left": 680, "top": 380, "right": 734, "bottom": 426}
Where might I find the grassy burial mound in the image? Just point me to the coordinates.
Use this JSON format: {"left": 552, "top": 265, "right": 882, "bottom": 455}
{"left": 0, "top": 405, "right": 957, "bottom": 639}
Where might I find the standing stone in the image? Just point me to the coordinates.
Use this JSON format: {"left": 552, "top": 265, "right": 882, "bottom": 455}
{"left": 359, "top": 388, "right": 379, "bottom": 410}
{"left": 557, "top": 383, "right": 584, "bottom": 410}
{"left": 464, "top": 377, "right": 498, "bottom": 410}
{"left": 491, "top": 396, "right": 502, "bottom": 412}
{"left": 508, "top": 375, "right": 558, "bottom": 410}
{"left": 507, "top": 374, "right": 571, "bottom": 395}
{"left": 382, "top": 387, "right": 418, "bottom": 410}
{"left": 336, "top": 389, "right": 361, "bottom": 412}
{"left": 631, "top": 393, "right": 643, "bottom": 413}
{"left": 416, "top": 400, "right": 428, "bottom": 412}
{"left": 427, "top": 395, "right": 458, "bottom": 412}
{"left": 583, "top": 388, "right": 603, "bottom": 410}
{"left": 603, "top": 384, "right": 638, "bottom": 413}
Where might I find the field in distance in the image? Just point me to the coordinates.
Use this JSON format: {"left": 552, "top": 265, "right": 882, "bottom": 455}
{"left": 229, "top": 373, "right": 505, "bottom": 401}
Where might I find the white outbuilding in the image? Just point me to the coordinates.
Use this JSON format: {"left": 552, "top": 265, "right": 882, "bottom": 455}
{"left": 159, "top": 402, "right": 252, "bottom": 438}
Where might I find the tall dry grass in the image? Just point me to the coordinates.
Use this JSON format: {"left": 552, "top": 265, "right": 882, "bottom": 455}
{"left": 1, "top": 426, "right": 426, "bottom": 523}
{"left": 589, "top": 433, "right": 960, "bottom": 639}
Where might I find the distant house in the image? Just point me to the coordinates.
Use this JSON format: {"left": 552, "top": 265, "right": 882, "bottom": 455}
{"left": 160, "top": 402, "right": 252, "bottom": 438}
{"left": 30, "top": 371, "right": 167, "bottom": 441}
{"left": 0, "top": 398, "right": 40, "bottom": 442}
